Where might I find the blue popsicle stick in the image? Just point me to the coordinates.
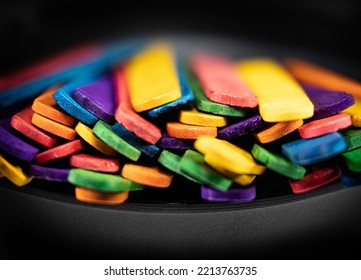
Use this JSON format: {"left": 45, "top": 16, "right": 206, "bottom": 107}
{"left": 111, "top": 122, "right": 160, "bottom": 158}
{"left": 53, "top": 75, "right": 100, "bottom": 126}
{"left": 281, "top": 132, "right": 347, "bottom": 166}
{"left": 0, "top": 39, "right": 145, "bottom": 109}
{"left": 146, "top": 60, "right": 194, "bottom": 118}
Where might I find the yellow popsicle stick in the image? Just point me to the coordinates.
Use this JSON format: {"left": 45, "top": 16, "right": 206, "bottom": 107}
{"left": 0, "top": 154, "right": 33, "bottom": 186}
{"left": 203, "top": 157, "right": 256, "bottom": 186}
{"left": 342, "top": 96, "right": 361, "bottom": 127}
{"left": 236, "top": 58, "right": 314, "bottom": 122}
{"left": 126, "top": 43, "right": 182, "bottom": 112}
{"left": 194, "top": 136, "right": 266, "bottom": 175}
{"left": 75, "top": 122, "right": 117, "bottom": 157}
{"left": 179, "top": 107, "right": 227, "bottom": 127}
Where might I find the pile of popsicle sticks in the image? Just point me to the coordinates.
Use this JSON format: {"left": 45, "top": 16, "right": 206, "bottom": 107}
{"left": 1, "top": 39, "right": 361, "bottom": 205}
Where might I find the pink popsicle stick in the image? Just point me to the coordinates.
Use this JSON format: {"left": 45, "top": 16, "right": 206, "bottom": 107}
{"left": 189, "top": 53, "right": 258, "bottom": 108}
{"left": 114, "top": 67, "right": 161, "bottom": 144}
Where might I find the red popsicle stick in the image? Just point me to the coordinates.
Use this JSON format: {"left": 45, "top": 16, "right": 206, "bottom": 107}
{"left": 10, "top": 105, "right": 58, "bottom": 148}
{"left": 289, "top": 165, "right": 342, "bottom": 194}
{"left": 70, "top": 153, "right": 121, "bottom": 172}
{"left": 114, "top": 67, "right": 162, "bottom": 144}
{"left": 298, "top": 113, "right": 352, "bottom": 139}
{"left": 190, "top": 53, "right": 258, "bottom": 108}
{"left": 34, "top": 139, "right": 84, "bottom": 165}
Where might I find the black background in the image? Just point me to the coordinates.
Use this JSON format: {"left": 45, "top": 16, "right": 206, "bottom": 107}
{"left": 1, "top": 0, "right": 361, "bottom": 260}
{"left": 1, "top": 0, "right": 361, "bottom": 74}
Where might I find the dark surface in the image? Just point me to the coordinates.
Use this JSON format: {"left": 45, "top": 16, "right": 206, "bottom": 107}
{"left": 1, "top": 0, "right": 361, "bottom": 260}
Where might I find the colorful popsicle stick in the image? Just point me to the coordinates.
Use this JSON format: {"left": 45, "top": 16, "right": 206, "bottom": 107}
{"left": 75, "top": 187, "right": 129, "bottom": 205}
{"left": 201, "top": 184, "right": 256, "bottom": 202}
{"left": 217, "top": 114, "right": 263, "bottom": 140}
{"left": 179, "top": 107, "right": 227, "bottom": 127}
{"left": 341, "top": 147, "right": 361, "bottom": 173}
{"left": 284, "top": 58, "right": 361, "bottom": 99}
{"left": 157, "top": 150, "right": 202, "bottom": 183}
{"left": 121, "top": 163, "right": 173, "bottom": 188}
{"left": 340, "top": 168, "right": 361, "bottom": 188}
{"left": 282, "top": 132, "right": 347, "bottom": 166}
{"left": 341, "top": 128, "right": 361, "bottom": 151}
{"left": 201, "top": 154, "right": 256, "bottom": 186}
{"left": 189, "top": 53, "right": 257, "bottom": 107}
{"left": 179, "top": 149, "right": 233, "bottom": 191}
{"left": 0, "top": 154, "right": 33, "bottom": 186}
{"left": 31, "top": 113, "right": 77, "bottom": 140}
{"left": 68, "top": 168, "right": 145, "bottom": 192}
{"left": 0, "top": 39, "right": 145, "bottom": 109}
{"left": 298, "top": 113, "right": 352, "bottom": 139}
{"left": 236, "top": 58, "right": 314, "bottom": 122}
{"left": 0, "top": 43, "right": 100, "bottom": 91}
{"left": 32, "top": 85, "right": 76, "bottom": 126}
{"left": 289, "top": 165, "right": 342, "bottom": 194}
{"left": 92, "top": 120, "right": 141, "bottom": 161}
{"left": 186, "top": 70, "right": 247, "bottom": 117}
{"left": 194, "top": 136, "right": 266, "bottom": 175}
{"left": 75, "top": 122, "right": 117, "bottom": 157}
{"left": 53, "top": 76, "right": 100, "bottom": 126}
{"left": 159, "top": 132, "right": 195, "bottom": 150}
{"left": 146, "top": 61, "right": 194, "bottom": 118}
{"left": 113, "top": 67, "right": 161, "bottom": 144}
{"left": 254, "top": 120, "right": 304, "bottom": 144}
{"left": 34, "top": 139, "right": 84, "bottom": 165}
{"left": 70, "top": 153, "right": 121, "bottom": 173}
{"left": 111, "top": 122, "right": 160, "bottom": 158}
{"left": 72, "top": 74, "right": 115, "bottom": 123}
{"left": 0, "top": 119, "right": 39, "bottom": 162}
{"left": 302, "top": 84, "right": 354, "bottom": 121}
{"left": 342, "top": 97, "right": 361, "bottom": 127}
{"left": 28, "top": 165, "right": 70, "bottom": 182}
{"left": 10, "top": 105, "right": 58, "bottom": 148}
{"left": 125, "top": 43, "right": 182, "bottom": 112}
{"left": 251, "top": 144, "right": 306, "bottom": 180}
{"left": 166, "top": 122, "right": 217, "bottom": 139}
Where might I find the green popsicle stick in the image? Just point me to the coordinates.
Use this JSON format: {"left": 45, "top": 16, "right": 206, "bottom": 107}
{"left": 93, "top": 120, "right": 141, "bottom": 161}
{"left": 341, "top": 147, "right": 361, "bottom": 173}
{"left": 68, "top": 168, "right": 145, "bottom": 192}
{"left": 341, "top": 128, "right": 361, "bottom": 151}
{"left": 186, "top": 70, "right": 248, "bottom": 117}
{"left": 179, "top": 149, "right": 233, "bottom": 191}
{"left": 251, "top": 144, "right": 306, "bottom": 180}
{"left": 157, "top": 150, "right": 202, "bottom": 184}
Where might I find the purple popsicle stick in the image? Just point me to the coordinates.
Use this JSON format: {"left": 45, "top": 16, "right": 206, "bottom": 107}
{"left": 201, "top": 184, "right": 256, "bottom": 202}
{"left": 0, "top": 117, "right": 39, "bottom": 162}
{"left": 217, "top": 114, "right": 263, "bottom": 140}
{"left": 302, "top": 84, "right": 355, "bottom": 121}
{"left": 28, "top": 165, "right": 70, "bottom": 182}
{"left": 159, "top": 132, "right": 195, "bottom": 150}
{"left": 72, "top": 74, "right": 115, "bottom": 123}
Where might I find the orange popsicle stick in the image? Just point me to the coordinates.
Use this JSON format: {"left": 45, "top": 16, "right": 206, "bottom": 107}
{"left": 166, "top": 122, "right": 217, "bottom": 139}
{"left": 254, "top": 119, "right": 304, "bottom": 143}
{"left": 32, "top": 86, "right": 76, "bottom": 126}
{"left": 75, "top": 187, "right": 129, "bottom": 205}
{"left": 284, "top": 58, "right": 361, "bottom": 98}
{"left": 121, "top": 164, "right": 173, "bottom": 188}
{"left": 31, "top": 112, "right": 77, "bottom": 140}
